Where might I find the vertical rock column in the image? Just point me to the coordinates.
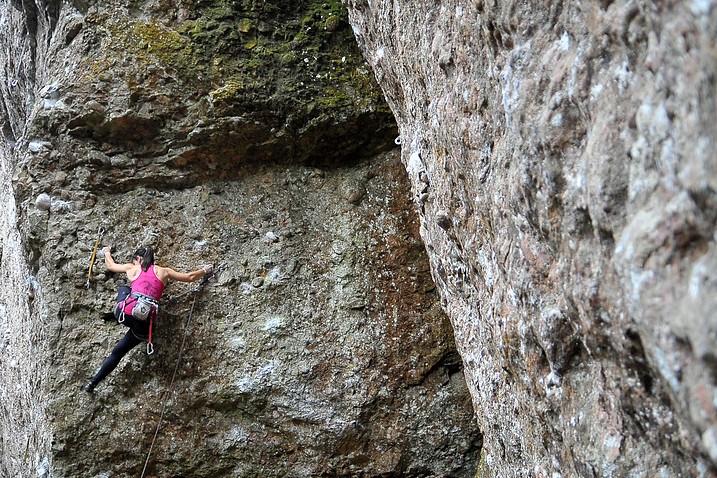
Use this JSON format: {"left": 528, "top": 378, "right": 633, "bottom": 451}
{"left": 345, "top": 0, "right": 717, "bottom": 476}
{"left": 0, "top": 2, "right": 56, "bottom": 476}
{"left": 0, "top": 152, "right": 51, "bottom": 478}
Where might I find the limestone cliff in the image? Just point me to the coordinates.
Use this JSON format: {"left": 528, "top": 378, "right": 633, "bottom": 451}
{"left": 0, "top": 1, "right": 480, "bottom": 477}
{"left": 345, "top": 0, "right": 717, "bottom": 476}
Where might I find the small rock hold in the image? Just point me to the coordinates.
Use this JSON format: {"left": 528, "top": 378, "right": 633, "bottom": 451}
{"left": 436, "top": 212, "right": 452, "bottom": 230}
{"left": 36, "top": 193, "right": 52, "bottom": 211}
{"left": 342, "top": 179, "right": 367, "bottom": 205}
{"left": 86, "top": 100, "right": 106, "bottom": 114}
{"left": 252, "top": 276, "right": 264, "bottom": 288}
{"left": 50, "top": 198, "right": 72, "bottom": 213}
{"left": 703, "top": 426, "right": 717, "bottom": 462}
{"left": 325, "top": 16, "right": 341, "bottom": 32}
{"left": 545, "top": 370, "right": 562, "bottom": 399}
{"left": 55, "top": 171, "right": 68, "bottom": 185}
{"left": 347, "top": 187, "right": 366, "bottom": 205}
{"left": 65, "top": 21, "right": 82, "bottom": 44}
{"left": 28, "top": 140, "right": 52, "bottom": 153}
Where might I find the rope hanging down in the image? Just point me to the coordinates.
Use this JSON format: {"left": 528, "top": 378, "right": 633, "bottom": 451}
{"left": 140, "top": 263, "right": 226, "bottom": 478}
{"left": 140, "top": 293, "right": 197, "bottom": 478}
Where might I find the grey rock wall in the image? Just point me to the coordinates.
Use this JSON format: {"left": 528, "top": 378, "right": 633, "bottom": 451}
{"left": 345, "top": 0, "right": 717, "bottom": 476}
{"left": 38, "top": 152, "right": 479, "bottom": 478}
{"left": 0, "top": 0, "right": 481, "bottom": 477}
{"left": 0, "top": 2, "right": 57, "bottom": 476}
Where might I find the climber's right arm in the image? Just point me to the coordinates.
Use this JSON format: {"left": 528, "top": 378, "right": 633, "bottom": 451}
{"left": 103, "top": 247, "right": 133, "bottom": 273}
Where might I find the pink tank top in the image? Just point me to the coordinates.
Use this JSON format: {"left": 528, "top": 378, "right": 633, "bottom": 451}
{"left": 124, "top": 266, "right": 165, "bottom": 315}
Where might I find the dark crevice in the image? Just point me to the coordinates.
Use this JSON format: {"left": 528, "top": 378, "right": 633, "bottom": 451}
{"left": 624, "top": 328, "right": 654, "bottom": 394}
{"left": 1, "top": 102, "right": 16, "bottom": 144}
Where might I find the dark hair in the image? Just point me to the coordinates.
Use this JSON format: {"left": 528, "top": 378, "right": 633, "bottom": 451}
{"left": 133, "top": 246, "right": 155, "bottom": 272}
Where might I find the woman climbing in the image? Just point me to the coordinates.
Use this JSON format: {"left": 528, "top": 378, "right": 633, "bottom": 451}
{"left": 84, "top": 246, "right": 212, "bottom": 393}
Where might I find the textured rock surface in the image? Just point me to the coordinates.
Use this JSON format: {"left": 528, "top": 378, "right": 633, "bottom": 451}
{"left": 0, "top": 1, "right": 481, "bottom": 477}
{"left": 345, "top": 0, "right": 717, "bottom": 476}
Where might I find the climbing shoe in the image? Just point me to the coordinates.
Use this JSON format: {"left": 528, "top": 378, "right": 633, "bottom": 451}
{"left": 100, "top": 312, "right": 116, "bottom": 322}
{"left": 83, "top": 382, "right": 96, "bottom": 393}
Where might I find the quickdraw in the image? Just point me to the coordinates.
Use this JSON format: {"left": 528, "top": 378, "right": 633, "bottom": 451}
{"left": 86, "top": 227, "right": 105, "bottom": 289}
{"left": 200, "top": 262, "right": 227, "bottom": 286}
{"left": 147, "top": 322, "right": 155, "bottom": 356}
{"left": 166, "top": 262, "right": 228, "bottom": 303}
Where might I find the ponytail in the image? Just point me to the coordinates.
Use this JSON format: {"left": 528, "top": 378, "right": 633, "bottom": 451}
{"left": 133, "top": 246, "right": 155, "bottom": 272}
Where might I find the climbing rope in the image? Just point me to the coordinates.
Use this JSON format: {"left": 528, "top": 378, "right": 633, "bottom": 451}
{"left": 140, "top": 292, "right": 197, "bottom": 478}
{"left": 140, "top": 263, "right": 225, "bottom": 478}
{"left": 86, "top": 227, "right": 105, "bottom": 289}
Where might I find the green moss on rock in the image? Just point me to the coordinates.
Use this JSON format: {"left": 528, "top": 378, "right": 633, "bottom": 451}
{"left": 76, "top": 0, "right": 394, "bottom": 163}
{"left": 209, "top": 78, "right": 245, "bottom": 113}
{"left": 324, "top": 15, "right": 341, "bottom": 32}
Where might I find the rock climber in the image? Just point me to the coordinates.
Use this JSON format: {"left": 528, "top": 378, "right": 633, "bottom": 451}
{"left": 84, "top": 246, "right": 212, "bottom": 393}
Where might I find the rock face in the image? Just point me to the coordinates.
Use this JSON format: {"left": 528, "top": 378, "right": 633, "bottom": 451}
{"left": 345, "top": 0, "right": 717, "bottom": 476}
{"left": 0, "top": 1, "right": 481, "bottom": 477}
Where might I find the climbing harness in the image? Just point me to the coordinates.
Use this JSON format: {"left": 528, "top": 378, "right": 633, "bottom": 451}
{"left": 86, "top": 227, "right": 105, "bottom": 289}
{"left": 118, "top": 292, "right": 160, "bottom": 323}
{"left": 130, "top": 292, "right": 160, "bottom": 321}
{"left": 140, "top": 263, "right": 225, "bottom": 478}
{"left": 117, "top": 291, "right": 161, "bottom": 355}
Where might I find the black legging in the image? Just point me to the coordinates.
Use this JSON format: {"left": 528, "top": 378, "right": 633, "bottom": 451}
{"left": 89, "top": 286, "right": 150, "bottom": 387}
{"left": 90, "top": 329, "right": 142, "bottom": 386}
